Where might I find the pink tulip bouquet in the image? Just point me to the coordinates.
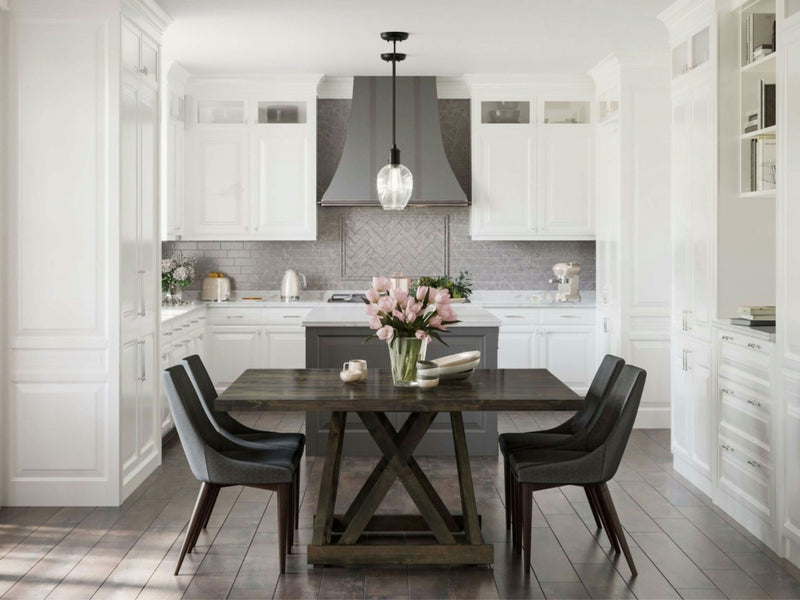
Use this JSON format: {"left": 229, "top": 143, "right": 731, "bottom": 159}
{"left": 363, "top": 276, "right": 460, "bottom": 386}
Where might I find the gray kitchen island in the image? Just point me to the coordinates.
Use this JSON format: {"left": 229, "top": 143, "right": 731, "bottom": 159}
{"left": 303, "top": 304, "right": 500, "bottom": 456}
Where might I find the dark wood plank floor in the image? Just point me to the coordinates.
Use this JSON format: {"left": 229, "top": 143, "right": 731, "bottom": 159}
{"left": 2, "top": 411, "right": 800, "bottom": 599}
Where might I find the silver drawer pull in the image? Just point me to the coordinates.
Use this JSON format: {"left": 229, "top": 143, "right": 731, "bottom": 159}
{"left": 721, "top": 388, "right": 734, "bottom": 396}
{"left": 721, "top": 335, "right": 734, "bottom": 341}
{"left": 198, "top": 316, "right": 207, "bottom": 320}
{"left": 504, "top": 315, "right": 525, "bottom": 319}
{"left": 746, "top": 399, "right": 762, "bottom": 407}
{"left": 747, "top": 342, "right": 762, "bottom": 350}
{"left": 721, "top": 443, "right": 734, "bottom": 452}
{"left": 226, "top": 315, "right": 245, "bottom": 319}
{"left": 183, "top": 324, "right": 191, "bottom": 329}
{"left": 190, "top": 320, "right": 199, "bottom": 324}
{"left": 747, "top": 460, "right": 761, "bottom": 469}
{"left": 559, "top": 314, "right": 580, "bottom": 319}
{"left": 163, "top": 332, "right": 173, "bottom": 336}
{"left": 282, "top": 315, "right": 301, "bottom": 319}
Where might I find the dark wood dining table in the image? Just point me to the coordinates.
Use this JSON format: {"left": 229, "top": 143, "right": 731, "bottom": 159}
{"left": 216, "top": 368, "right": 581, "bottom": 567}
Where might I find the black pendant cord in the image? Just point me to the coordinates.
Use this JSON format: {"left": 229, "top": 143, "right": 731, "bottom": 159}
{"left": 391, "top": 39, "right": 397, "bottom": 154}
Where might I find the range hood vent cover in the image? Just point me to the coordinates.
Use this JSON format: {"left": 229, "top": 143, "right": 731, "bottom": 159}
{"left": 321, "top": 76, "right": 468, "bottom": 207}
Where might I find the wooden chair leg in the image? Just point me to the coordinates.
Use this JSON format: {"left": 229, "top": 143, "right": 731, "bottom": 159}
{"left": 584, "top": 486, "right": 603, "bottom": 531}
{"left": 287, "top": 484, "right": 295, "bottom": 553}
{"left": 522, "top": 483, "right": 533, "bottom": 569}
{"left": 597, "top": 482, "right": 637, "bottom": 577}
{"left": 591, "top": 484, "right": 620, "bottom": 553}
{"left": 188, "top": 484, "right": 217, "bottom": 553}
{"left": 512, "top": 477, "right": 521, "bottom": 552}
{"left": 175, "top": 482, "right": 212, "bottom": 575}
{"left": 294, "top": 462, "right": 301, "bottom": 529}
{"left": 277, "top": 484, "right": 288, "bottom": 574}
{"left": 201, "top": 485, "right": 220, "bottom": 530}
{"left": 504, "top": 457, "right": 511, "bottom": 530}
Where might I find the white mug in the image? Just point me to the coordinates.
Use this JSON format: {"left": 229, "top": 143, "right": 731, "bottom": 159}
{"left": 349, "top": 359, "right": 368, "bottom": 381}
{"left": 340, "top": 361, "right": 363, "bottom": 383}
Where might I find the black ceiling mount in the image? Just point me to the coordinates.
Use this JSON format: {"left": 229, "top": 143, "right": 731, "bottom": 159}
{"left": 381, "top": 52, "right": 406, "bottom": 62}
{"left": 380, "top": 31, "right": 409, "bottom": 42}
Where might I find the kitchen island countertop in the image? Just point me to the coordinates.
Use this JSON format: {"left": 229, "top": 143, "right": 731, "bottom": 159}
{"left": 301, "top": 303, "right": 502, "bottom": 328}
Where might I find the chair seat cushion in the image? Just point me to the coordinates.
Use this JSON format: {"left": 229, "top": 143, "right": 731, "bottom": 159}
{"left": 236, "top": 432, "right": 305, "bottom": 454}
{"left": 213, "top": 447, "right": 298, "bottom": 485}
{"left": 498, "top": 432, "right": 572, "bottom": 456}
{"left": 508, "top": 447, "right": 603, "bottom": 485}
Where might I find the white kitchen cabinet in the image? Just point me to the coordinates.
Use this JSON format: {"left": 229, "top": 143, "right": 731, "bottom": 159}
{"left": 186, "top": 129, "right": 251, "bottom": 237}
{"left": 179, "top": 78, "right": 320, "bottom": 240}
{"left": 671, "top": 335, "right": 713, "bottom": 493}
{"left": 122, "top": 18, "right": 158, "bottom": 84}
{"left": 264, "top": 328, "right": 307, "bottom": 369}
{"left": 498, "top": 329, "right": 538, "bottom": 369}
{"left": 164, "top": 116, "right": 184, "bottom": 238}
{"left": 590, "top": 54, "right": 673, "bottom": 427}
{"left": 539, "top": 125, "right": 595, "bottom": 236}
{"left": 471, "top": 128, "right": 537, "bottom": 238}
{"left": 252, "top": 128, "right": 316, "bottom": 239}
{"left": 206, "top": 326, "right": 262, "bottom": 389}
{"left": 467, "top": 79, "right": 595, "bottom": 241}
{"left": 540, "top": 327, "right": 596, "bottom": 393}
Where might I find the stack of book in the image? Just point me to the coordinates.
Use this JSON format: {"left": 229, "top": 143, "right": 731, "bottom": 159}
{"left": 730, "top": 305, "right": 776, "bottom": 327}
{"left": 743, "top": 13, "right": 776, "bottom": 65}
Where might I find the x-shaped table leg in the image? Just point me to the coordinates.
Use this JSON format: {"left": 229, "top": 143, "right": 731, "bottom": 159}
{"left": 336, "top": 411, "right": 458, "bottom": 545}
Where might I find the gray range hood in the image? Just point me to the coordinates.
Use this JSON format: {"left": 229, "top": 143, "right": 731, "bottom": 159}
{"left": 320, "top": 76, "right": 468, "bottom": 207}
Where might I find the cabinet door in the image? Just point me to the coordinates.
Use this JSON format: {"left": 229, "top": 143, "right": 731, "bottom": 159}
{"left": 121, "top": 21, "right": 140, "bottom": 75}
{"left": 165, "top": 119, "right": 184, "bottom": 239}
{"left": 671, "top": 85, "right": 692, "bottom": 332}
{"left": 688, "top": 78, "right": 714, "bottom": 340}
{"left": 264, "top": 327, "right": 306, "bottom": 368}
{"left": 138, "top": 85, "right": 159, "bottom": 318}
{"left": 252, "top": 129, "right": 315, "bottom": 239}
{"left": 194, "top": 331, "right": 206, "bottom": 362}
{"left": 160, "top": 349, "right": 172, "bottom": 435}
{"left": 539, "top": 327, "right": 595, "bottom": 394}
{"left": 688, "top": 343, "right": 712, "bottom": 479}
{"left": 120, "top": 81, "right": 140, "bottom": 323}
{"left": 206, "top": 326, "right": 263, "bottom": 388}
{"left": 120, "top": 339, "right": 139, "bottom": 471}
{"left": 187, "top": 130, "right": 250, "bottom": 237}
{"left": 471, "top": 128, "right": 537, "bottom": 238}
{"left": 137, "top": 333, "right": 158, "bottom": 460}
{"left": 539, "top": 126, "right": 594, "bottom": 236}
{"left": 671, "top": 340, "right": 691, "bottom": 461}
{"left": 595, "top": 122, "right": 621, "bottom": 308}
{"left": 497, "top": 329, "right": 535, "bottom": 368}
{"left": 140, "top": 34, "right": 158, "bottom": 85}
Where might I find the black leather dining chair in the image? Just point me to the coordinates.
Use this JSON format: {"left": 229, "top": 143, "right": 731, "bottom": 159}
{"left": 163, "top": 365, "right": 300, "bottom": 574}
{"left": 508, "top": 365, "right": 646, "bottom": 576}
{"left": 181, "top": 354, "right": 304, "bottom": 532}
{"left": 499, "top": 355, "right": 625, "bottom": 530}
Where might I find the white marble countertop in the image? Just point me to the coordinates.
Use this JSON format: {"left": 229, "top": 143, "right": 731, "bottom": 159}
{"left": 301, "top": 304, "right": 502, "bottom": 328}
{"left": 713, "top": 320, "right": 776, "bottom": 343}
{"left": 160, "top": 302, "right": 206, "bottom": 323}
{"left": 180, "top": 289, "right": 596, "bottom": 309}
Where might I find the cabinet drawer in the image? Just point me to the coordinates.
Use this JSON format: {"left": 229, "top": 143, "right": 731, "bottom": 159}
{"left": 539, "top": 308, "right": 595, "bottom": 325}
{"left": 718, "top": 332, "right": 772, "bottom": 375}
{"left": 486, "top": 308, "right": 541, "bottom": 325}
{"left": 262, "top": 307, "right": 311, "bottom": 325}
{"left": 718, "top": 436, "right": 772, "bottom": 523}
{"left": 718, "top": 355, "right": 771, "bottom": 399}
{"left": 718, "top": 379, "right": 771, "bottom": 457}
{"left": 207, "top": 307, "right": 262, "bottom": 325}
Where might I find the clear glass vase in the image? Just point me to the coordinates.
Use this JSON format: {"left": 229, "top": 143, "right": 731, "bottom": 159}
{"left": 389, "top": 337, "right": 427, "bottom": 387}
{"left": 163, "top": 283, "right": 182, "bottom": 306}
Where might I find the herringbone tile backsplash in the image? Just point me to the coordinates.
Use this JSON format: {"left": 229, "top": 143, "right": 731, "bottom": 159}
{"left": 164, "top": 99, "right": 595, "bottom": 291}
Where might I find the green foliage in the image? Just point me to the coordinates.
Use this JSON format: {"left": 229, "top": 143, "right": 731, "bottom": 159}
{"left": 414, "top": 270, "right": 473, "bottom": 299}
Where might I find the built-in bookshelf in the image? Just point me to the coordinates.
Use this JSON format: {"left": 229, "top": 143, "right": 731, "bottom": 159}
{"left": 739, "top": 0, "right": 777, "bottom": 196}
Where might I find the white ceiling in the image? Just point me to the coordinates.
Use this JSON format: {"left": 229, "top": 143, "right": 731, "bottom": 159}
{"left": 157, "top": 0, "right": 674, "bottom": 77}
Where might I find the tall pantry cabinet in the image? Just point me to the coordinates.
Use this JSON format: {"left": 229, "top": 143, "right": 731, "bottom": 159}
{"left": 660, "top": 0, "right": 718, "bottom": 496}
{"left": 590, "top": 54, "right": 673, "bottom": 429}
{"left": 2, "top": 0, "right": 170, "bottom": 505}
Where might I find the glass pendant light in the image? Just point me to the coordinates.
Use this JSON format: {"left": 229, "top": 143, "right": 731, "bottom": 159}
{"left": 376, "top": 31, "right": 413, "bottom": 210}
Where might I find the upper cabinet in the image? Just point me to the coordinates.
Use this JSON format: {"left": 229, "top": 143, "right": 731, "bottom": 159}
{"left": 468, "top": 79, "right": 595, "bottom": 240}
{"left": 177, "top": 77, "right": 320, "bottom": 240}
{"left": 122, "top": 19, "right": 158, "bottom": 86}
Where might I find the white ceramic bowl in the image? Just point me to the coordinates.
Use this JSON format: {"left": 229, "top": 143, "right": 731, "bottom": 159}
{"left": 432, "top": 351, "right": 481, "bottom": 369}
{"left": 436, "top": 358, "right": 481, "bottom": 376}
{"left": 439, "top": 369, "right": 476, "bottom": 382}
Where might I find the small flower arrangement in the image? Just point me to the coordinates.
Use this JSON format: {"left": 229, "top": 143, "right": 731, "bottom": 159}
{"left": 363, "top": 276, "right": 460, "bottom": 386}
{"left": 161, "top": 254, "right": 195, "bottom": 305}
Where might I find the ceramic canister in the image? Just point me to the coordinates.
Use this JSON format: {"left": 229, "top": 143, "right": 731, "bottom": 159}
{"left": 416, "top": 360, "right": 439, "bottom": 389}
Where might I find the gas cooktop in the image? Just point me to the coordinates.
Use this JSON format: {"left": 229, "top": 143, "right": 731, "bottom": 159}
{"left": 327, "top": 293, "right": 368, "bottom": 303}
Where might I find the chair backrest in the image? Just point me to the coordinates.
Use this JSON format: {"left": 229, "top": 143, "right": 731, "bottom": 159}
{"left": 182, "top": 354, "right": 239, "bottom": 432}
{"left": 163, "top": 365, "right": 246, "bottom": 482}
{"left": 570, "top": 354, "right": 625, "bottom": 433}
{"left": 578, "top": 365, "right": 646, "bottom": 481}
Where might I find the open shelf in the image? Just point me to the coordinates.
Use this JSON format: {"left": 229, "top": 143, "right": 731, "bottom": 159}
{"left": 740, "top": 189, "right": 776, "bottom": 198}
{"left": 741, "top": 52, "right": 776, "bottom": 73}
{"left": 741, "top": 125, "right": 777, "bottom": 139}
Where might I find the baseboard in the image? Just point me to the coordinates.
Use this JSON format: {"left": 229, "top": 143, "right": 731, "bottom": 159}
{"left": 121, "top": 449, "right": 161, "bottom": 503}
{"left": 673, "top": 454, "right": 713, "bottom": 497}
{"left": 634, "top": 406, "right": 670, "bottom": 428}
{"left": 7, "top": 478, "right": 120, "bottom": 506}
{"left": 783, "top": 531, "right": 800, "bottom": 570}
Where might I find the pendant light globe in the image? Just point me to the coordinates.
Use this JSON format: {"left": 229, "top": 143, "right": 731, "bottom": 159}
{"left": 377, "top": 162, "right": 413, "bottom": 210}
